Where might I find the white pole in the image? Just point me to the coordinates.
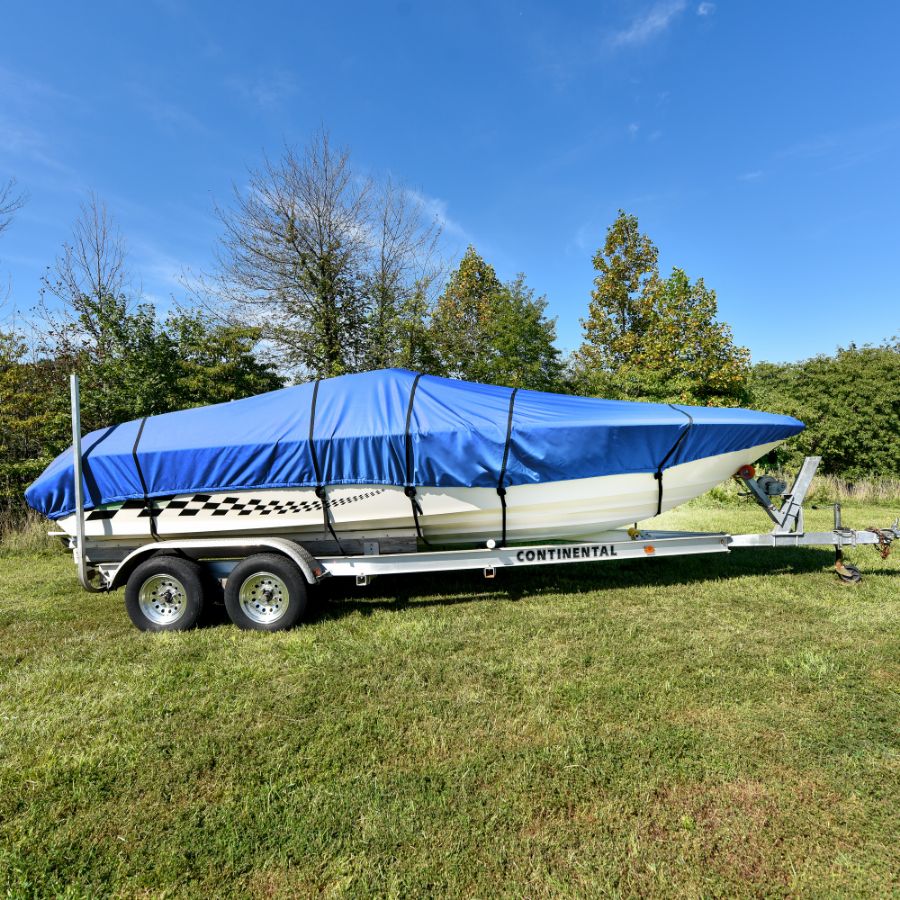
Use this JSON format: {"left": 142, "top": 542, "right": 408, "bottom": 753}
{"left": 70, "top": 374, "right": 95, "bottom": 591}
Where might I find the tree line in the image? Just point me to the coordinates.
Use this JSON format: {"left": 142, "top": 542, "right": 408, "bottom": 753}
{"left": 1, "top": 133, "right": 897, "bottom": 516}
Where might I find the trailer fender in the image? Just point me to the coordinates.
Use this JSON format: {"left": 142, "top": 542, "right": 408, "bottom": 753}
{"left": 108, "top": 537, "right": 324, "bottom": 591}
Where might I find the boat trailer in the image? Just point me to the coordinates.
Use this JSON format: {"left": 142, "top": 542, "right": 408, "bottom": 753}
{"left": 63, "top": 377, "right": 897, "bottom": 630}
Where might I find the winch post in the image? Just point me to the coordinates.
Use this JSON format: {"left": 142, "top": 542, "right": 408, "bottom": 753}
{"left": 775, "top": 456, "right": 820, "bottom": 533}
{"left": 738, "top": 456, "right": 820, "bottom": 532}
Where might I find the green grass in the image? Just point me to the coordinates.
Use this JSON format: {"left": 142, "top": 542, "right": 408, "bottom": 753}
{"left": 1, "top": 501, "right": 898, "bottom": 897}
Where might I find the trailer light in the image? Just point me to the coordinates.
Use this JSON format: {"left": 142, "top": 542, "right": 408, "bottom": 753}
{"left": 644, "top": 545, "right": 655, "bottom": 555}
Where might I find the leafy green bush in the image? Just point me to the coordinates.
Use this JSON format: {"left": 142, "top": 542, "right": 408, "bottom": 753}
{"left": 0, "top": 316, "right": 283, "bottom": 521}
{"left": 751, "top": 341, "right": 899, "bottom": 480}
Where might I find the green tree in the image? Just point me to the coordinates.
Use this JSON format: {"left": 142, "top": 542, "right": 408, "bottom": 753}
{"left": 431, "top": 246, "right": 504, "bottom": 381}
{"left": 203, "top": 134, "right": 442, "bottom": 380}
{"left": 573, "top": 211, "right": 750, "bottom": 405}
{"left": 430, "top": 247, "right": 562, "bottom": 389}
{"left": 2, "top": 310, "right": 284, "bottom": 519}
{"left": 362, "top": 180, "right": 441, "bottom": 372}
{"left": 391, "top": 277, "right": 442, "bottom": 373}
{"left": 0, "top": 333, "right": 69, "bottom": 515}
{"left": 1, "top": 195, "right": 287, "bottom": 519}
{"left": 482, "top": 275, "right": 562, "bottom": 391}
{"left": 751, "top": 340, "right": 899, "bottom": 478}
{"left": 162, "top": 311, "right": 283, "bottom": 407}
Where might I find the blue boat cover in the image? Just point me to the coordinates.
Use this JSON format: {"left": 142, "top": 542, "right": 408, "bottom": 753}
{"left": 25, "top": 368, "right": 804, "bottom": 520}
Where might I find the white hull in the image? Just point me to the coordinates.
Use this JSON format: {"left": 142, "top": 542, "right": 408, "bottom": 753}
{"left": 60, "top": 441, "right": 781, "bottom": 548}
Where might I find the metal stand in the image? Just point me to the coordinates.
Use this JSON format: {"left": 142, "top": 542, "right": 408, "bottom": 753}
{"left": 70, "top": 375, "right": 101, "bottom": 592}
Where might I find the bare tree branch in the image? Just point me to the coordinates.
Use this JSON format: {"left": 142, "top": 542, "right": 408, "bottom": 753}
{"left": 0, "top": 178, "right": 27, "bottom": 238}
{"left": 365, "top": 177, "right": 443, "bottom": 369}
{"left": 196, "top": 130, "right": 444, "bottom": 379}
{"left": 37, "top": 193, "right": 132, "bottom": 359}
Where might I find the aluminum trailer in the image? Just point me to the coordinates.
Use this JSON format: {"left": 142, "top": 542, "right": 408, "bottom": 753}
{"left": 60, "top": 376, "right": 897, "bottom": 632}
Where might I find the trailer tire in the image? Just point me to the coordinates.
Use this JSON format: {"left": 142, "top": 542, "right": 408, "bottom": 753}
{"left": 224, "top": 554, "right": 307, "bottom": 631}
{"left": 125, "top": 556, "right": 206, "bottom": 632}
{"left": 835, "top": 561, "right": 862, "bottom": 584}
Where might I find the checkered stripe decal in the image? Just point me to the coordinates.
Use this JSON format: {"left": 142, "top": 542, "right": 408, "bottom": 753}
{"left": 86, "top": 489, "right": 385, "bottom": 520}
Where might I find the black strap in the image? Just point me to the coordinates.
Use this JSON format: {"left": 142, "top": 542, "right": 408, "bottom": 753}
{"left": 496, "top": 387, "right": 518, "bottom": 546}
{"left": 654, "top": 404, "right": 694, "bottom": 516}
{"left": 309, "top": 379, "right": 345, "bottom": 554}
{"left": 404, "top": 373, "right": 432, "bottom": 547}
{"left": 132, "top": 416, "right": 158, "bottom": 541}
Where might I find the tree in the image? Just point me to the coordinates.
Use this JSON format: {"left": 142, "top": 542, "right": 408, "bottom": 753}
{"left": 36, "top": 195, "right": 160, "bottom": 429}
{"left": 362, "top": 178, "right": 441, "bottom": 371}
{"left": 161, "top": 311, "right": 283, "bottom": 407}
{"left": 203, "top": 132, "right": 371, "bottom": 378}
{"left": 204, "top": 133, "right": 444, "bottom": 380}
{"left": 480, "top": 275, "right": 562, "bottom": 391}
{"left": 0, "top": 177, "right": 27, "bottom": 302}
{"left": 576, "top": 210, "right": 659, "bottom": 384}
{"left": 33, "top": 197, "right": 285, "bottom": 433}
{"left": 430, "top": 246, "right": 503, "bottom": 381}
{"left": 37, "top": 193, "right": 132, "bottom": 363}
{"left": 0, "top": 178, "right": 26, "bottom": 239}
{"left": 0, "top": 332, "right": 69, "bottom": 515}
{"left": 573, "top": 211, "right": 750, "bottom": 405}
{"left": 430, "top": 246, "right": 562, "bottom": 389}
{"left": 391, "top": 275, "right": 442, "bottom": 373}
{"left": 751, "top": 340, "right": 899, "bottom": 478}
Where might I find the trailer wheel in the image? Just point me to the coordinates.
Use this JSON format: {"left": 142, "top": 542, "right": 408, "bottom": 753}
{"left": 125, "top": 557, "right": 206, "bottom": 632}
{"left": 835, "top": 561, "right": 862, "bottom": 584}
{"left": 224, "top": 554, "right": 307, "bottom": 631}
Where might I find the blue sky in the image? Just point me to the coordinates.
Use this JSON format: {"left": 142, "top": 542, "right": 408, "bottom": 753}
{"left": 1, "top": 0, "right": 898, "bottom": 363}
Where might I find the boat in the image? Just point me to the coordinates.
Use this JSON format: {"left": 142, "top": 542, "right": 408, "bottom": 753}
{"left": 25, "top": 368, "right": 804, "bottom": 552}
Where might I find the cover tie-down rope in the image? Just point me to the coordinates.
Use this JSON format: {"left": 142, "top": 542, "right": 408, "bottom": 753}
{"left": 497, "top": 387, "right": 518, "bottom": 547}
{"left": 653, "top": 404, "right": 694, "bottom": 516}
{"left": 404, "top": 375, "right": 519, "bottom": 548}
{"left": 132, "top": 416, "right": 159, "bottom": 541}
{"left": 404, "top": 373, "right": 433, "bottom": 547}
{"left": 309, "top": 379, "right": 346, "bottom": 554}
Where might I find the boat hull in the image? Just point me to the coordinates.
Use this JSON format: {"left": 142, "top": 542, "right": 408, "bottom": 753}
{"left": 59, "top": 440, "right": 781, "bottom": 548}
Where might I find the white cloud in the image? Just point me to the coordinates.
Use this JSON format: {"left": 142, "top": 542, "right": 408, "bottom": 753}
{"left": 738, "top": 170, "right": 764, "bottom": 181}
{"left": 130, "top": 237, "right": 192, "bottom": 292}
{"left": 610, "top": 0, "right": 687, "bottom": 47}
{"left": 627, "top": 122, "right": 640, "bottom": 138}
{"left": 130, "top": 88, "right": 206, "bottom": 134}
{"left": 697, "top": 2, "right": 716, "bottom": 15}
{"left": 572, "top": 221, "right": 595, "bottom": 252}
{"left": 0, "top": 66, "right": 81, "bottom": 176}
{"left": 404, "top": 189, "right": 472, "bottom": 243}
{"left": 227, "top": 71, "right": 299, "bottom": 109}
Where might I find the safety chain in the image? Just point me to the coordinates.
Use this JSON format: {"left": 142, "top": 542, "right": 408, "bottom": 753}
{"left": 867, "top": 528, "right": 893, "bottom": 560}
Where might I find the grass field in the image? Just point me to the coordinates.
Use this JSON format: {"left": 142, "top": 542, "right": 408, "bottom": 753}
{"left": 1, "top": 501, "right": 898, "bottom": 897}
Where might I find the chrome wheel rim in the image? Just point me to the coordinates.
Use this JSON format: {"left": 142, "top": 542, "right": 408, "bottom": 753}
{"left": 138, "top": 574, "right": 188, "bottom": 625}
{"left": 238, "top": 572, "right": 290, "bottom": 624}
